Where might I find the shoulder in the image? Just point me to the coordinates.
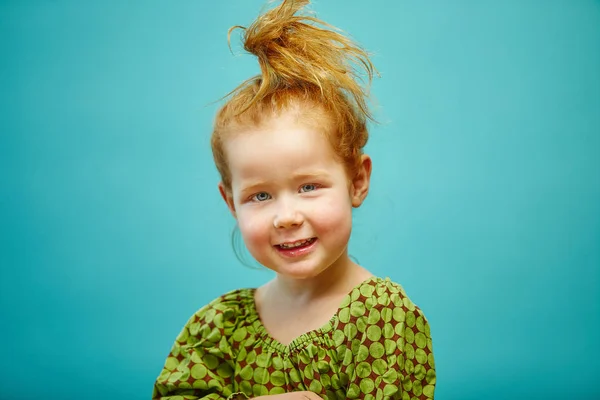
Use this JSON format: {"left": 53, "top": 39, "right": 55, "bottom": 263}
{"left": 198, "top": 288, "right": 255, "bottom": 318}
{"left": 352, "top": 276, "right": 419, "bottom": 307}
{"left": 175, "top": 288, "right": 257, "bottom": 345}
{"left": 333, "top": 277, "right": 432, "bottom": 361}
{"left": 343, "top": 276, "right": 431, "bottom": 327}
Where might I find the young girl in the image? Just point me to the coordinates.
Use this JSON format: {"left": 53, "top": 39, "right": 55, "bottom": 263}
{"left": 153, "top": 1, "right": 436, "bottom": 399}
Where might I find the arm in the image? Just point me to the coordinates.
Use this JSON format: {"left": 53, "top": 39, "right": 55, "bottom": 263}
{"left": 344, "top": 301, "right": 436, "bottom": 399}
{"left": 396, "top": 307, "right": 436, "bottom": 398}
{"left": 152, "top": 305, "right": 238, "bottom": 400}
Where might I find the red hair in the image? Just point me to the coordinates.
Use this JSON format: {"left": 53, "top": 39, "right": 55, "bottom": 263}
{"left": 211, "top": 0, "right": 376, "bottom": 191}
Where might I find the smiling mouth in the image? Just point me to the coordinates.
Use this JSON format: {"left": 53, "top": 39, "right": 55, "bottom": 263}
{"left": 276, "top": 237, "right": 317, "bottom": 249}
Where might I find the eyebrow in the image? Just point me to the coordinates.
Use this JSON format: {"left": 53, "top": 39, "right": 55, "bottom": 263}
{"left": 290, "top": 171, "right": 331, "bottom": 180}
{"left": 238, "top": 181, "right": 268, "bottom": 194}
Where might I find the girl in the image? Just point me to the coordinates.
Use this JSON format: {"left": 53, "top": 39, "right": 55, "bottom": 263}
{"left": 153, "top": 1, "right": 436, "bottom": 399}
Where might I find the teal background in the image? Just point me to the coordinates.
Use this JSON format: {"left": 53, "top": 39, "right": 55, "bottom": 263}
{"left": 1, "top": 0, "right": 599, "bottom": 399}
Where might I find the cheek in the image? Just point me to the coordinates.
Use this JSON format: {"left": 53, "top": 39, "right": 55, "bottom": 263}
{"left": 312, "top": 194, "right": 354, "bottom": 236}
{"left": 237, "top": 209, "right": 271, "bottom": 249}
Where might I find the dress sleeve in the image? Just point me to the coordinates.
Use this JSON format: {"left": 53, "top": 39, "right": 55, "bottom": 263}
{"left": 152, "top": 301, "right": 248, "bottom": 400}
{"left": 343, "top": 295, "right": 436, "bottom": 400}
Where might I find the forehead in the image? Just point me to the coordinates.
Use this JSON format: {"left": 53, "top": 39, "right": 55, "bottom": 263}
{"left": 224, "top": 113, "right": 342, "bottom": 183}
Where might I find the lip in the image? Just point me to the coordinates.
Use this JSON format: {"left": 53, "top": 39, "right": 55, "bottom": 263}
{"left": 274, "top": 238, "right": 318, "bottom": 258}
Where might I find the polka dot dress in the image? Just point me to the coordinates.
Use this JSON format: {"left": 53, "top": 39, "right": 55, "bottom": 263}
{"left": 153, "top": 277, "right": 436, "bottom": 400}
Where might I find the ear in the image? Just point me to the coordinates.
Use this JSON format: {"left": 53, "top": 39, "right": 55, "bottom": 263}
{"left": 218, "top": 182, "right": 237, "bottom": 218}
{"left": 351, "top": 154, "right": 372, "bottom": 208}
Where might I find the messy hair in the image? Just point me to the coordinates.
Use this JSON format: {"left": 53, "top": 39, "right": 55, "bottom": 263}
{"left": 211, "top": 0, "right": 376, "bottom": 192}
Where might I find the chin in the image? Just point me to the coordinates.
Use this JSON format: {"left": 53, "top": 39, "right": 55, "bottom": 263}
{"left": 273, "top": 262, "right": 334, "bottom": 280}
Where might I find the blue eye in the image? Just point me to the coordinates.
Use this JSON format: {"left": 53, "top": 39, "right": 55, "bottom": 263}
{"left": 252, "top": 192, "right": 271, "bottom": 202}
{"left": 300, "top": 184, "right": 317, "bottom": 193}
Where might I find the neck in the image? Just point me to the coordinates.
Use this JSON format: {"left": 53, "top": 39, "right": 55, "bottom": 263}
{"left": 270, "top": 252, "right": 368, "bottom": 304}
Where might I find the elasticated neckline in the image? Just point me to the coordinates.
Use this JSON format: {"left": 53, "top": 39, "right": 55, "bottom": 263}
{"left": 240, "top": 275, "right": 381, "bottom": 354}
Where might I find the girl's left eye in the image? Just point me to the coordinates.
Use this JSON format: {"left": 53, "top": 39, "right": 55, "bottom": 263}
{"left": 300, "top": 184, "right": 318, "bottom": 193}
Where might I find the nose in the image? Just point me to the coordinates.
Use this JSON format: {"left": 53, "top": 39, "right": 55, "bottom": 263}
{"left": 273, "top": 197, "right": 304, "bottom": 229}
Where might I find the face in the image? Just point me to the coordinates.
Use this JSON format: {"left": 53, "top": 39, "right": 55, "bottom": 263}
{"left": 219, "top": 111, "right": 371, "bottom": 280}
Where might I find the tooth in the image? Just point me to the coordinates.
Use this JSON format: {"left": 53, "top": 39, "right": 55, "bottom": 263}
{"left": 282, "top": 240, "right": 307, "bottom": 248}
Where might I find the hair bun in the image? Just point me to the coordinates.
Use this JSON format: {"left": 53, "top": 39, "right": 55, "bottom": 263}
{"left": 229, "top": 0, "right": 375, "bottom": 118}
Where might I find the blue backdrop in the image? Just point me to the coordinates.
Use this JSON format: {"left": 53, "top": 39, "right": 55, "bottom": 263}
{"left": 1, "top": 1, "right": 599, "bottom": 399}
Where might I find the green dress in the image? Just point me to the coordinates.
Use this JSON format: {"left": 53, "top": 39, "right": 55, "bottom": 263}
{"left": 153, "top": 277, "right": 436, "bottom": 400}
